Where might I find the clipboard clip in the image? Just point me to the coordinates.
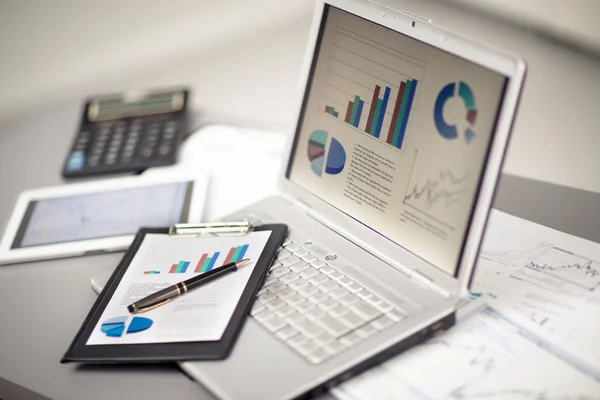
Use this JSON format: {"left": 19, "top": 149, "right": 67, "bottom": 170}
{"left": 169, "top": 221, "right": 253, "bottom": 236}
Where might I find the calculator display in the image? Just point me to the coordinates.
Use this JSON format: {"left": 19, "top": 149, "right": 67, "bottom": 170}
{"left": 88, "top": 90, "right": 185, "bottom": 122}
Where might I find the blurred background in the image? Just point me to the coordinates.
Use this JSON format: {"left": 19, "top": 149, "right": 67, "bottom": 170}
{"left": 1, "top": 0, "right": 599, "bottom": 192}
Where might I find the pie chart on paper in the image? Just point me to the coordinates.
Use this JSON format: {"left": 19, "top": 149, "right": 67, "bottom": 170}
{"left": 307, "top": 130, "right": 346, "bottom": 177}
{"left": 100, "top": 316, "right": 153, "bottom": 338}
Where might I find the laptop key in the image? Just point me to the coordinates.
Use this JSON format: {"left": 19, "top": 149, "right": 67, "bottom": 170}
{"left": 266, "top": 299, "right": 287, "bottom": 311}
{"left": 357, "top": 290, "right": 374, "bottom": 300}
{"left": 276, "top": 287, "right": 296, "bottom": 300}
{"left": 310, "top": 259, "right": 326, "bottom": 268}
{"left": 254, "top": 310, "right": 276, "bottom": 323}
{"left": 328, "top": 304, "right": 350, "bottom": 318}
{"left": 307, "top": 292, "right": 329, "bottom": 305}
{"left": 296, "top": 341, "right": 320, "bottom": 357}
{"left": 305, "top": 307, "right": 326, "bottom": 321}
{"left": 288, "top": 278, "right": 310, "bottom": 291}
{"left": 258, "top": 292, "right": 278, "bottom": 304}
{"left": 276, "top": 326, "right": 298, "bottom": 341}
{"left": 372, "top": 300, "right": 394, "bottom": 313}
{"left": 319, "top": 265, "right": 336, "bottom": 275}
{"left": 284, "top": 243, "right": 300, "bottom": 252}
{"left": 280, "top": 255, "right": 300, "bottom": 267}
{"left": 313, "top": 332, "right": 335, "bottom": 346}
{"left": 309, "top": 273, "right": 329, "bottom": 286}
{"left": 328, "top": 270, "right": 344, "bottom": 281}
{"left": 292, "top": 319, "right": 324, "bottom": 339}
{"left": 287, "top": 333, "right": 309, "bottom": 349}
{"left": 298, "top": 285, "right": 320, "bottom": 298}
{"left": 346, "top": 282, "right": 363, "bottom": 294}
{"left": 267, "top": 282, "right": 287, "bottom": 293}
{"left": 275, "top": 305, "right": 296, "bottom": 318}
{"left": 339, "top": 312, "right": 365, "bottom": 330}
{"left": 276, "top": 249, "right": 291, "bottom": 260}
{"left": 299, "top": 267, "right": 319, "bottom": 280}
{"left": 269, "top": 262, "right": 282, "bottom": 272}
{"left": 250, "top": 302, "right": 265, "bottom": 315}
{"left": 350, "top": 302, "right": 381, "bottom": 321}
{"left": 339, "top": 294, "right": 361, "bottom": 307}
{"left": 319, "top": 281, "right": 339, "bottom": 293}
{"left": 302, "top": 253, "right": 318, "bottom": 263}
{"left": 329, "top": 287, "right": 351, "bottom": 300}
{"left": 295, "top": 300, "right": 316, "bottom": 314}
{"left": 337, "top": 276, "right": 354, "bottom": 287}
{"left": 282, "top": 238, "right": 291, "bottom": 247}
{"left": 263, "top": 275, "right": 278, "bottom": 287}
{"left": 290, "top": 261, "right": 310, "bottom": 273}
{"left": 314, "top": 314, "right": 352, "bottom": 337}
{"left": 270, "top": 266, "right": 291, "bottom": 278}
{"left": 263, "top": 316, "right": 287, "bottom": 332}
{"left": 279, "top": 272, "right": 300, "bottom": 285}
{"left": 285, "top": 294, "right": 306, "bottom": 307}
{"left": 317, "top": 297, "right": 338, "bottom": 311}
{"left": 293, "top": 248, "right": 309, "bottom": 257}
{"left": 285, "top": 312, "right": 306, "bottom": 325}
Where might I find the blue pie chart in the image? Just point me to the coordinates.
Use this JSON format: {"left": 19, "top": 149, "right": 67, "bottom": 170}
{"left": 307, "top": 130, "right": 346, "bottom": 176}
{"left": 100, "top": 316, "right": 153, "bottom": 337}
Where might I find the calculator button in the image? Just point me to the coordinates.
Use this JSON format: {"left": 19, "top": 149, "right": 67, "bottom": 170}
{"left": 66, "top": 151, "right": 86, "bottom": 171}
{"left": 158, "top": 144, "right": 171, "bottom": 156}
{"left": 140, "top": 147, "right": 154, "bottom": 158}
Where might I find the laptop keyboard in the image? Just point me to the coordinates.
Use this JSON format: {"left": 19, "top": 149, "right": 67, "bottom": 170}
{"left": 250, "top": 237, "right": 405, "bottom": 364}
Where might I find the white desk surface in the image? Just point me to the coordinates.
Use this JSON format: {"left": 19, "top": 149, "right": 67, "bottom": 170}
{"left": 0, "top": 103, "right": 599, "bottom": 400}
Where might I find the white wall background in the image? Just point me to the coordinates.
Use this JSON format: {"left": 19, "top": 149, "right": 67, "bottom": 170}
{"left": 1, "top": 0, "right": 599, "bottom": 193}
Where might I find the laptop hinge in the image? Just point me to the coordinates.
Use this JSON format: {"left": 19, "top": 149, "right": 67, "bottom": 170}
{"left": 411, "top": 270, "right": 451, "bottom": 298}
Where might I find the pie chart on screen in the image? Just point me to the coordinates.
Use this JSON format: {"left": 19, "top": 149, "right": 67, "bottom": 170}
{"left": 100, "top": 316, "right": 153, "bottom": 337}
{"left": 307, "top": 130, "right": 346, "bottom": 177}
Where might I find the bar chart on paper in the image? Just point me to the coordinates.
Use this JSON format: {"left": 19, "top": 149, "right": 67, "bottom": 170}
{"left": 153, "top": 245, "right": 251, "bottom": 275}
{"left": 321, "top": 26, "right": 426, "bottom": 151}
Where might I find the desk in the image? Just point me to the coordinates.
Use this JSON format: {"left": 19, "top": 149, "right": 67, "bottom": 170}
{"left": 1, "top": 102, "right": 599, "bottom": 400}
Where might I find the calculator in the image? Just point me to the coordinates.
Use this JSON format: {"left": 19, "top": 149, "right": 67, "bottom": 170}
{"left": 62, "top": 88, "right": 190, "bottom": 178}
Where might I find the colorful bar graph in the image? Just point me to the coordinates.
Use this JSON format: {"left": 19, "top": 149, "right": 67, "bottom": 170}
{"left": 365, "top": 85, "right": 381, "bottom": 134}
{"left": 194, "top": 253, "right": 209, "bottom": 273}
{"left": 373, "top": 87, "right": 391, "bottom": 138}
{"left": 224, "top": 244, "right": 250, "bottom": 264}
{"left": 327, "top": 77, "right": 417, "bottom": 151}
{"left": 174, "top": 261, "right": 190, "bottom": 274}
{"left": 325, "top": 105, "right": 339, "bottom": 118}
{"left": 387, "top": 82, "right": 406, "bottom": 144}
{"left": 200, "top": 252, "right": 221, "bottom": 273}
{"left": 344, "top": 101, "right": 353, "bottom": 123}
{"left": 143, "top": 270, "right": 160, "bottom": 274}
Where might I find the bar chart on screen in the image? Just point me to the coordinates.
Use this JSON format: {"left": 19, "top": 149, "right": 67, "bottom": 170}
{"left": 321, "top": 26, "right": 426, "bottom": 151}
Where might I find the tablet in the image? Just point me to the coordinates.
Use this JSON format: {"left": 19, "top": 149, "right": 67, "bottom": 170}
{"left": 0, "top": 173, "right": 208, "bottom": 265}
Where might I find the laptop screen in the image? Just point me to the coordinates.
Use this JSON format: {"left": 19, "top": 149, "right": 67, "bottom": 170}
{"left": 286, "top": 5, "right": 507, "bottom": 276}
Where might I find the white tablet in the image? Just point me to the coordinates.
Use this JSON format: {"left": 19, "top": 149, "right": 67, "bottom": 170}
{"left": 0, "top": 173, "right": 208, "bottom": 265}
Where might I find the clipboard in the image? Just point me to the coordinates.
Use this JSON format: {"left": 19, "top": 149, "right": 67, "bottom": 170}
{"left": 62, "top": 222, "right": 287, "bottom": 363}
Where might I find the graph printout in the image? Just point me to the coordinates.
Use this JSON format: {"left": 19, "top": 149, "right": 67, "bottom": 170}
{"left": 287, "top": 7, "right": 507, "bottom": 276}
{"left": 334, "top": 302, "right": 600, "bottom": 400}
{"left": 87, "top": 231, "right": 271, "bottom": 345}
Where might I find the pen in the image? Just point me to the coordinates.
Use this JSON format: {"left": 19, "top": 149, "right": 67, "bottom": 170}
{"left": 127, "top": 258, "right": 250, "bottom": 313}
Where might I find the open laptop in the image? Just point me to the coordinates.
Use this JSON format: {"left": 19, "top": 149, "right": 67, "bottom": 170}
{"left": 181, "top": 0, "right": 525, "bottom": 398}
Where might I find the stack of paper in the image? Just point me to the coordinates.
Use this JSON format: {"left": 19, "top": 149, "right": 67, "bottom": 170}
{"left": 334, "top": 210, "right": 600, "bottom": 400}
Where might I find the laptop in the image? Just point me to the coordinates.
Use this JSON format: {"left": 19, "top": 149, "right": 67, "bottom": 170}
{"left": 181, "top": 0, "right": 526, "bottom": 398}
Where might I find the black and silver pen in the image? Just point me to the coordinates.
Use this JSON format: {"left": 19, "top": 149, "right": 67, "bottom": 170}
{"left": 127, "top": 258, "right": 250, "bottom": 313}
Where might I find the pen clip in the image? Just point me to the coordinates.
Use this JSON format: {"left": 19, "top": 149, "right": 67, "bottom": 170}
{"left": 135, "top": 298, "right": 172, "bottom": 313}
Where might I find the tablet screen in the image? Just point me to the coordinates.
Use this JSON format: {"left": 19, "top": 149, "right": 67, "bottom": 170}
{"left": 11, "top": 182, "right": 192, "bottom": 248}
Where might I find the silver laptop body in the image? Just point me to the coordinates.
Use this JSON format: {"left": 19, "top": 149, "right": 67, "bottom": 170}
{"left": 182, "top": 0, "right": 525, "bottom": 398}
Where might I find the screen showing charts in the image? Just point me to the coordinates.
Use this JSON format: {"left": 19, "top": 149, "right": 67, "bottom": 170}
{"left": 287, "top": 6, "right": 507, "bottom": 275}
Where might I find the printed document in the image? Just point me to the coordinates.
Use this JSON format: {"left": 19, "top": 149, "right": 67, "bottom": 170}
{"left": 87, "top": 231, "right": 271, "bottom": 345}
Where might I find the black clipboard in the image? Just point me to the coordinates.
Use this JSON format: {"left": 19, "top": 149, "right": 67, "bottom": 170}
{"left": 62, "top": 222, "right": 287, "bottom": 364}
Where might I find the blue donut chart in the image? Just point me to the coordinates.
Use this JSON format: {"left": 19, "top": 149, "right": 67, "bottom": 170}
{"left": 433, "top": 81, "right": 477, "bottom": 143}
